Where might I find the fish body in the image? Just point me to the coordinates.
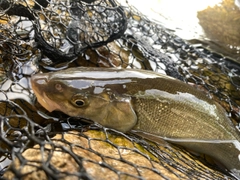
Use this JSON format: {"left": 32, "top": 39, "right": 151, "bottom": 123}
{"left": 31, "top": 67, "right": 240, "bottom": 178}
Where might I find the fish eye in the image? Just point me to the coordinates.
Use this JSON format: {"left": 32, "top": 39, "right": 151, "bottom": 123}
{"left": 74, "top": 100, "right": 85, "bottom": 106}
{"left": 71, "top": 94, "right": 89, "bottom": 107}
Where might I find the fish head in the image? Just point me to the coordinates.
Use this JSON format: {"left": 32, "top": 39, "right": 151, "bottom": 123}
{"left": 31, "top": 72, "right": 137, "bottom": 132}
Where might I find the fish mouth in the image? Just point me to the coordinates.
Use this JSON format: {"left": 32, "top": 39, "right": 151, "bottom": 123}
{"left": 31, "top": 74, "right": 58, "bottom": 112}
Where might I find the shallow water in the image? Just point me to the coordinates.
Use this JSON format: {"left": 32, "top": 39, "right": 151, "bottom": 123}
{"left": 119, "top": 0, "right": 240, "bottom": 62}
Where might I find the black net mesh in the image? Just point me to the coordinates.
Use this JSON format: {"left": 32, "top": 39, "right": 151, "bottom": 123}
{"left": 0, "top": 0, "right": 240, "bottom": 179}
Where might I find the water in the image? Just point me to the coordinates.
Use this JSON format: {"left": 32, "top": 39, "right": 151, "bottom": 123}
{"left": 118, "top": 0, "right": 240, "bottom": 62}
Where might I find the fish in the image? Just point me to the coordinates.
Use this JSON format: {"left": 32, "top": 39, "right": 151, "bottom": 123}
{"left": 31, "top": 67, "right": 240, "bottom": 179}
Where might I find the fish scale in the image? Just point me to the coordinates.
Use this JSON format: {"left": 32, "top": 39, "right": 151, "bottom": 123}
{"left": 31, "top": 67, "right": 240, "bottom": 179}
{"left": 132, "top": 97, "right": 232, "bottom": 139}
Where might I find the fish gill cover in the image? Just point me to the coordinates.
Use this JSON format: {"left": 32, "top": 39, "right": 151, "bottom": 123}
{"left": 0, "top": 0, "right": 239, "bottom": 179}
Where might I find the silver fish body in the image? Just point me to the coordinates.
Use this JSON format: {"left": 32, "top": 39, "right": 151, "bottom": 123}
{"left": 31, "top": 67, "right": 240, "bottom": 178}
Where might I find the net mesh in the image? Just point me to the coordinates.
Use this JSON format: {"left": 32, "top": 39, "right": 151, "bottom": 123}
{"left": 0, "top": 0, "right": 239, "bottom": 179}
